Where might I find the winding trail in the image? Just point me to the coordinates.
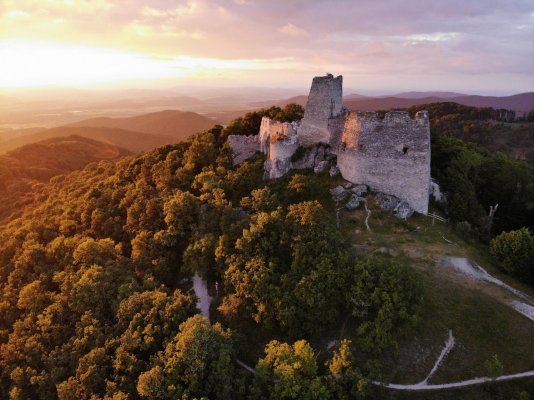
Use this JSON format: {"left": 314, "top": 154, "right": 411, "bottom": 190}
{"left": 236, "top": 356, "right": 534, "bottom": 391}
{"left": 511, "top": 301, "right": 534, "bottom": 322}
{"left": 192, "top": 272, "right": 212, "bottom": 322}
{"left": 363, "top": 199, "right": 372, "bottom": 232}
{"left": 371, "top": 370, "right": 534, "bottom": 390}
{"left": 418, "top": 330, "right": 455, "bottom": 385}
{"left": 441, "top": 257, "right": 534, "bottom": 322}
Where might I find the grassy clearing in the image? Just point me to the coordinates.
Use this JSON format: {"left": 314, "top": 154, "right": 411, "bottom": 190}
{"left": 335, "top": 189, "right": 534, "bottom": 393}
{"left": 217, "top": 170, "right": 534, "bottom": 397}
{"left": 379, "top": 273, "right": 534, "bottom": 383}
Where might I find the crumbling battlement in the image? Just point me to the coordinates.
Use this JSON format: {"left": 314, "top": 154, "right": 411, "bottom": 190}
{"left": 259, "top": 118, "right": 299, "bottom": 156}
{"left": 227, "top": 73, "right": 431, "bottom": 214}
{"left": 258, "top": 117, "right": 300, "bottom": 179}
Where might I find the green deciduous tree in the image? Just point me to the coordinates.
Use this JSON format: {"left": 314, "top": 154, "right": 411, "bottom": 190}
{"left": 137, "top": 315, "right": 242, "bottom": 400}
{"left": 347, "top": 255, "right": 423, "bottom": 353}
{"left": 327, "top": 340, "right": 368, "bottom": 399}
{"left": 222, "top": 201, "right": 350, "bottom": 337}
{"left": 252, "top": 340, "right": 329, "bottom": 400}
{"left": 490, "top": 228, "right": 534, "bottom": 284}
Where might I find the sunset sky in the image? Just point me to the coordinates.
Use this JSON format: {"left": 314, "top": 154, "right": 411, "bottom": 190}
{"left": 1, "top": 0, "right": 533, "bottom": 93}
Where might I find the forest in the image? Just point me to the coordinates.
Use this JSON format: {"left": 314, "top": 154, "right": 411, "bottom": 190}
{"left": 0, "top": 103, "right": 532, "bottom": 399}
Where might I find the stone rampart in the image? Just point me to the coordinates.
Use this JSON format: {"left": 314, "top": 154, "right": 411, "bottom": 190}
{"left": 337, "top": 111, "right": 430, "bottom": 213}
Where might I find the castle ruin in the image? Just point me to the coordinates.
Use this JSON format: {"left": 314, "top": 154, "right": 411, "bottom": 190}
{"left": 228, "top": 74, "right": 431, "bottom": 214}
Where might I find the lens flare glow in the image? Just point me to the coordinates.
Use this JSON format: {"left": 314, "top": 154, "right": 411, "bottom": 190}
{"left": 0, "top": 39, "right": 280, "bottom": 88}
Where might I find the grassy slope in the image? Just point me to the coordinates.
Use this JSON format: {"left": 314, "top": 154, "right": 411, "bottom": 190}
{"left": 337, "top": 187, "right": 534, "bottom": 396}
{"left": 217, "top": 169, "right": 533, "bottom": 398}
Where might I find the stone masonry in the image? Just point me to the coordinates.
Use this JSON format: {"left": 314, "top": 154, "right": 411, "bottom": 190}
{"left": 336, "top": 111, "right": 430, "bottom": 213}
{"left": 228, "top": 74, "right": 431, "bottom": 214}
{"left": 298, "top": 74, "right": 343, "bottom": 147}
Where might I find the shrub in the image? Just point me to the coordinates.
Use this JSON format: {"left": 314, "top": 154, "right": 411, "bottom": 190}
{"left": 490, "top": 228, "right": 534, "bottom": 284}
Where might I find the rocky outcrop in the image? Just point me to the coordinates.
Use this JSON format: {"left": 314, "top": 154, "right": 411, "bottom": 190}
{"left": 350, "top": 185, "right": 368, "bottom": 196}
{"left": 346, "top": 194, "right": 364, "bottom": 210}
{"left": 329, "top": 165, "right": 340, "bottom": 176}
{"left": 330, "top": 185, "right": 349, "bottom": 202}
{"left": 394, "top": 201, "right": 414, "bottom": 220}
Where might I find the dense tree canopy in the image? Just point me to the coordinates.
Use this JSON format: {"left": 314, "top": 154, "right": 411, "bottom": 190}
{"left": 431, "top": 130, "right": 534, "bottom": 235}
{"left": 0, "top": 120, "right": 366, "bottom": 398}
{"left": 0, "top": 101, "right": 529, "bottom": 398}
{"left": 137, "top": 315, "right": 244, "bottom": 400}
{"left": 221, "top": 201, "right": 351, "bottom": 337}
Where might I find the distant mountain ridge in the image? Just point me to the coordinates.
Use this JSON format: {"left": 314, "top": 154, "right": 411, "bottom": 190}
{"left": 0, "top": 126, "right": 177, "bottom": 155}
{"left": 1, "top": 109, "right": 221, "bottom": 155}
{"left": 255, "top": 92, "right": 534, "bottom": 115}
{"left": 345, "top": 92, "right": 534, "bottom": 115}
{"left": 386, "top": 91, "right": 467, "bottom": 99}
{"left": 67, "top": 109, "right": 218, "bottom": 139}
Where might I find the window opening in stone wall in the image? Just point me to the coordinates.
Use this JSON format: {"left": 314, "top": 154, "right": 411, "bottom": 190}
{"left": 402, "top": 145, "right": 409, "bottom": 154}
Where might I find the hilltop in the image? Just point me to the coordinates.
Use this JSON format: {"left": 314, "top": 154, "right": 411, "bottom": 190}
{"left": 67, "top": 109, "right": 218, "bottom": 140}
{"left": 0, "top": 135, "right": 129, "bottom": 221}
{"left": 0, "top": 126, "right": 176, "bottom": 155}
{"left": 0, "top": 104, "right": 532, "bottom": 399}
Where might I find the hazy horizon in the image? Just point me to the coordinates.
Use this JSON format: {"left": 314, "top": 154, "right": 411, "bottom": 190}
{"left": 1, "top": 0, "right": 533, "bottom": 94}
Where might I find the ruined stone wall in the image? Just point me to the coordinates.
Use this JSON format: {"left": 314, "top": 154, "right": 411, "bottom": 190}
{"left": 228, "top": 74, "right": 431, "bottom": 215}
{"left": 328, "top": 111, "right": 349, "bottom": 155}
{"left": 258, "top": 117, "right": 299, "bottom": 156}
{"left": 298, "top": 74, "right": 343, "bottom": 147}
{"left": 227, "top": 135, "right": 260, "bottom": 165}
{"left": 263, "top": 136, "right": 299, "bottom": 179}
{"left": 337, "top": 111, "right": 430, "bottom": 213}
{"left": 260, "top": 117, "right": 299, "bottom": 179}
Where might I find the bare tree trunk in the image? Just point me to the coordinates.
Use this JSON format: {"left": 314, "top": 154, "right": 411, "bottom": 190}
{"left": 485, "top": 204, "right": 498, "bottom": 234}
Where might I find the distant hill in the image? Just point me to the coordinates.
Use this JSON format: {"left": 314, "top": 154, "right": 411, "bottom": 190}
{"left": 251, "top": 95, "right": 308, "bottom": 109}
{"left": 345, "top": 93, "right": 534, "bottom": 115}
{"left": 0, "top": 127, "right": 46, "bottom": 144}
{"left": 0, "top": 126, "right": 177, "bottom": 155}
{"left": 252, "top": 92, "right": 534, "bottom": 117}
{"left": 407, "top": 102, "right": 534, "bottom": 163}
{"left": 447, "top": 93, "right": 534, "bottom": 115}
{"left": 344, "top": 93, "right": 369, "bottom": 100}
{"left": 344, "top": 96, "right": 445, "bottom": 111}
{"left": 0, "top": 135, "right": 130, "bottom": 221}
{"left": 67, "top": 109, "right": 218, "bottom": 140}
{"left": 388, "top": 91, "right": 467, "bottom": 99}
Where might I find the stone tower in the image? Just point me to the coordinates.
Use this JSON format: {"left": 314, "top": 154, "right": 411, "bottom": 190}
{"left": 298, "top": 73, "right": 343, "bottom": 147}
